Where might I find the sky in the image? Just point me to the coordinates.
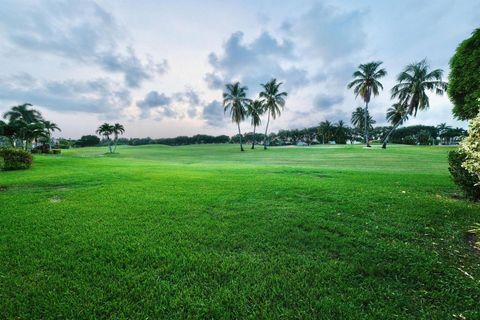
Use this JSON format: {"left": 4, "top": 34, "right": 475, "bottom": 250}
{"left": 0, "top": 0, "right": 478, "bottom": 139}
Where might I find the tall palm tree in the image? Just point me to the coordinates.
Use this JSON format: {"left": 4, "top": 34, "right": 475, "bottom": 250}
{"left": 391, "top": 59, "right": 447, "bottom": 116}
{"left": 318, "top": 120, "right": 334, "bottom": 144}
{"left": 381, "top": 103, "right": 409, "bottom": 149}
{"left": 246, "top": 100, "right": 263, "bottom": 149}
{"left": 259, "top": 79, "right": 287, "bottom": 150}
{"left": 96, "top": 123, "right": 115, "bottom": 153}
{"left": 351, "top": 107, "right": 376, "bottom": 131}
{"left": 223, "top": 82, "right": 249, "bottom": 151}
{"left": 3, "top": 103, "right": 42, "bottom": 123}
{"left": 111, "top": 123, "right": 125, "bottom": 152}
{"left": 347, "top": 61, "right": 387, "bottom": 147}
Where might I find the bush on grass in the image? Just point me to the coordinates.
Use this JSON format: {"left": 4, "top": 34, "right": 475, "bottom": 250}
{"left": 0, "top": 148, "right": 33, "bottom": 171}
{"left": 449, "top": 150, "right": 480, "bottom": 201}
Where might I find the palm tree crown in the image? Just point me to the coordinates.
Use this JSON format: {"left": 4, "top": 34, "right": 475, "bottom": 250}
{"left": 386, "top": 103, "right": 409, "bottom": 126}
{"left": 3, "top": 103, "right": 43, "bottom": 124}
{"left": 96, "top": 123, "right": 114, "bottom": 139}
{"left": 351, "top": 107, "right": 376, "bottom": 129}
{"left": 247, "top": 100, "right": 263, "bottom": 127}
{"left": 259, "top": 79, "right": 287, "bottom": 120}
{"left": 347, "top": 61, "right": 387, "bottom": 104}
{"left": 391, "top": 59, "right": 447, "bottom": 116}
{"left": 223, "top": 82, "right": 249, "bottom": 124}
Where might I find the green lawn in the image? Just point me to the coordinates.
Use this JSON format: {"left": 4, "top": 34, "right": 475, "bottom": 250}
{"left": 1, "top": 144, "right": 479, "bottom": 319}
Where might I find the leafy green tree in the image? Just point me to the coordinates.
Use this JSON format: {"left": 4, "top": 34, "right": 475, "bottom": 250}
{"left": 223, "top": 82, "right": 249, "bottom": 151}
{"left": 76, "top": 135, "right": 101, "bottom": 147}
{"left": 96, "top": 123, "right": 115, "bottom": 153}
{"left": 259, "top": 79, "right": 287, "bottom": 149}
{"left": 3, "top": 103, "right": 42, "bottom": 124}
{"left": 347, "top": 61, "right": 386, "bottom": 147}
{"left": 391, "top": 59, "right": 447, "bottom": 117}
{"left": 448, "top": 28, "right": 480, "bottom": 120}
{"left": 246, "top": 100, "right": 264, "bottom": 149}
{"left": 112, "top": 123, "right": 125, "bottom": 152}
{"left": 381, "top": 103, "right": 409, "bottom": 149}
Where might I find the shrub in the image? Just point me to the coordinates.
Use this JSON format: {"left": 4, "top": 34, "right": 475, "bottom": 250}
{"left": 0, "top": 148, "right": 33, "bottom": 171}
{"left": 448, "top": 150, "right": 480, "bottom": 201}
{"left": 49, "top": 149, "right": 61, "bottom": 155}
{"left": 402, "top": 135, "right": 417, "bottom": 145}
{"left": 460, "top": 111, "right": 480, "bottom": 183}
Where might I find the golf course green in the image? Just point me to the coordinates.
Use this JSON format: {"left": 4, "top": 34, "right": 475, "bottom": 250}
{"left": 1, "top": 144, "right": 479, "bottom": 319}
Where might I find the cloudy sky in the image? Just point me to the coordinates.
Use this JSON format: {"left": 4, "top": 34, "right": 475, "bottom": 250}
{"left": 0, "top": 0, "right": 478, "bottom": 139}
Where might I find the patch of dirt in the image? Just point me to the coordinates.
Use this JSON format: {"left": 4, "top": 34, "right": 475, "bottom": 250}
{"left": 49, "top": 195, "right": 63, "bottom": 203}
{"left": 465, "top": 231, "right": 480, "bottom": 256}
{"left": 0, "top": 186, "right": 7, "bottom": 192}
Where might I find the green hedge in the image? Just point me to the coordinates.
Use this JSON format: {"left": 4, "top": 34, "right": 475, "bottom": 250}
{"left": 0, "top": 148, "right": 33, "bottom": 171}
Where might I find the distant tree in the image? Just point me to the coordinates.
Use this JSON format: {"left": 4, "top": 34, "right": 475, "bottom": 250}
{"left": 3, "top": 103, "right": 42, "bottom": 124}
{"left": 436, "top": 123, "right": 452, "bottom": 145}
{"left": 223, "top": 82, "right": 249, "bottom": 151}
{"left": 334, "top": 120, "right": 349, "bottom": 144}
{"left": 318, "top": 120, "right": 334, "bottom": 144}
{"left": 351, "top": 107, "right": 376, "bottom": 133}
{"left": 96, "top": 123, "right": 114, "bottom": 153}
{"left": 260, "top": 78, "right": 287, "bottom": 149}
{"left": 347, "top": 61, "right": 386, "bottom": 147}
{"left": 381, "top": 103, "right": 409, "bottom": 148}
{"left": 391, "top": 59, "right": 447, "bottom": 117}
{"left": 111, "top": 123, "right": 125, "bottom": 152}
{"left": 448, "top": 28, "right": 480, "bottom": 120}
{"left": 246, "top": 100, "right": 264, "bottom": 149}
{"left": 77, "top": 135, "right": 100, "bottom": 147}
{"left": 41, "top": 120, "right": 61, "bottom": 149}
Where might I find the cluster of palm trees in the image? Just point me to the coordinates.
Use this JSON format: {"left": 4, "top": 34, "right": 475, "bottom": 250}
{"left": 0, "top": 103, "right": 61, "bottom": 151}
{"left": 348, "top": 59, "right": 447, "bottom": 149}
{"left": 223, "top": 78, "right": 287, "bottom": 151}
{"left": 96, "top": 123, "right": 125, "bottom": 153}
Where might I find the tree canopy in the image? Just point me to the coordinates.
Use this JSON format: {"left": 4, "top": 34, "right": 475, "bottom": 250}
{"left": 448, "top": 28, "right": 480, "bottom": 120}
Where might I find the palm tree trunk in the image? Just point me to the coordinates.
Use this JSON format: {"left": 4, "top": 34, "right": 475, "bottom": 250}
{"left": 264, "top": 112, "right": 271, "bottom": 150}
{"left": 251, "top": 125, "right": 256, "bottom": 149}
{"left": 381, "top": 121, "right": 402, "bottom": 149}
{"left": 237, "top": 122, "right": 244, "bottom": 151}
{"left": 364, "top": 102, "right": 371, "bottom": 147}
{"left": 113, "top": 134, "right": 118, "bottom": 153}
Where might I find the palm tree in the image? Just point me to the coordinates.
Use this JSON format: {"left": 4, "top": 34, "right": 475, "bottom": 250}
{"left": 41, "top": 120, "right": 61, "bottom": 149}
{"left": 351, "top": 107, "right": 376, "bottom": 131}
{"left": 111, "top": 123, "right": 125, "bottom": 152}
{"left": 391, "top": 59, "right": 447, "bottom": 116}
{"left": 96, "top": 123, "right": 115, "bottom": 153}
{"left": 259, "top": 79, "right": 288, "bottom": 150}
{"left": 437, "top": 123, "right": 452, "bottom": 145}
{"left": 318, "top": 120, "right": 334, "bottom": 144}
{"left": 3, "top": 103, "right": 42, "bottom": 124}
{"left": 347, "top": 61, "right": 387, "bottom": 147}
{"left": 335, "top": 120, "right": 349, "bottom": 144}
{"left": 381, "top": 103, "right": 409, "bottom": 149}
{"left": 223, "top": 82, "right": 249, "bottom": 151}
{"left": 246, "top": 100, "right": 264, "bottom": 149}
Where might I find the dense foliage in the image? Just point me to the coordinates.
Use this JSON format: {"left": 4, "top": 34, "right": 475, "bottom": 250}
{"left": 0, "top": 147, "right": 33, "bottom": 170}
{"left": 75, "top": 135, "right": 101, "bottom": 147}
{"left": 448, "top": 29, "right": 480, "bottom": 120}
{"left": 448, "top": 150, "right": 480, "bottom": 201}
{"left": 459, "top": 111, "right": 480, "bottom": 184}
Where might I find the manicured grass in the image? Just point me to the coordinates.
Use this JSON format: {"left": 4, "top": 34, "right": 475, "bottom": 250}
{"left": 1, "top": 144, "right": 479, "bottom": 319}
